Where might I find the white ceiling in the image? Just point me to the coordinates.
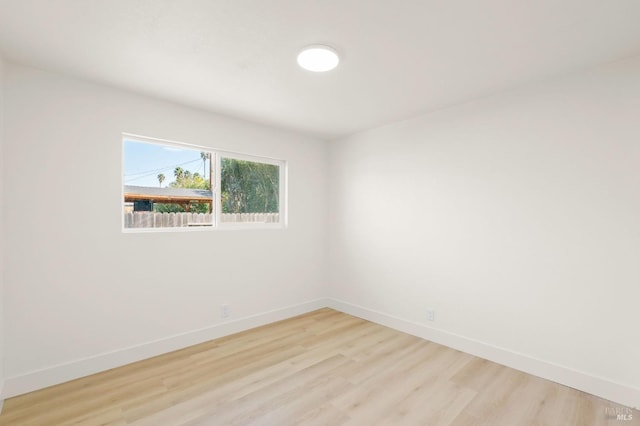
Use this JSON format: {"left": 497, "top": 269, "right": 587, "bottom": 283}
{"left": 1, "top": 1, "right": 639, "bottom": 139}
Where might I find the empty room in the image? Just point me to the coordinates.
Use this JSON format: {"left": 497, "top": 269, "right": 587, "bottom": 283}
{"left": 0, "top": 1, "right": 638, "bottom": 425}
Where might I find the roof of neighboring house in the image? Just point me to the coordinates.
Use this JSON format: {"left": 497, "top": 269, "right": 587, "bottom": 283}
{"left": 124, "top": 185, "right": 212, "bottom": 203}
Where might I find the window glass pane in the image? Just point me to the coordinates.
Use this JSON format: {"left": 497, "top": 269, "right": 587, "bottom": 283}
{"left": 123, "top": 140, "right": 214, "bottom": 229}
{"left": 220, "top": 157, "right": 281, "bottom": 224}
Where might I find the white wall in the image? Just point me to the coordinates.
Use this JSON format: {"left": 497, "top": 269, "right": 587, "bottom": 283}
{"left": 329, "top": 57, "right": 640, "bottom": 407}
{"left": 0, "top": 54, "right": 5, "bottom": 404}
{"left": 3, "top": 56, "right": 639, "bottom": 408}
{"left": 2, "top": 64, "right": 328, "bottom": 396}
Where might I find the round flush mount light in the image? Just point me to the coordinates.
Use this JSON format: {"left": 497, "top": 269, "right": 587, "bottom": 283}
{"left": 297, "top": 45, "right": 340, "bottom": 72}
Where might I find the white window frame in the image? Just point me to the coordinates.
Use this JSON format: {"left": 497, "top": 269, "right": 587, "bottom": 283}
{"left": 122, "top": 133, "right": 287, "bottom": 232}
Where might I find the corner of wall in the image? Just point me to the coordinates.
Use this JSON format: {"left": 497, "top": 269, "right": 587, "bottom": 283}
{"left": 325, "top": 58, "right": 640, "bottom": 410}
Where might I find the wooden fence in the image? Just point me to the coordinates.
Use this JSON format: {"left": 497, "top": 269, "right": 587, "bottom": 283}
{"left": 124, "top": 212, "right": 280, "bottom": 228}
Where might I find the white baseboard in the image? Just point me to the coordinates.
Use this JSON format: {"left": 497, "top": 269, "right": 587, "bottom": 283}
{"left": 4, "top": 297, "right": 638, "bottom": 410}
{"left": 2, "top": 298, "right": 330, "bottom": 399}
{"left": 326, "top": 298, "right": 640, "bottom": 410}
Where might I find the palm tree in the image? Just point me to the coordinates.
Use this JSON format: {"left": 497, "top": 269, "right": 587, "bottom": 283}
{"left": 174, "top": 166, "right": 184, "bottom": 180}
{"left": 157, "top": 173, "right": 165, "bottom": 188}
{"left": 200, "top": 152, "right": 210, "bottom": 179}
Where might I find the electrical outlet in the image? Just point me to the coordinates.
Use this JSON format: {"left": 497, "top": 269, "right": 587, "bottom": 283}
{"left": 221, "top": 304, "right": 230, "bottom": 319}
{"left": 426, "top": 309, "right": 435, "bottom": 322}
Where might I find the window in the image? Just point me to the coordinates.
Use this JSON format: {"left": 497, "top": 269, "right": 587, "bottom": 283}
{"left": 220, "top": 154, "right": 282, "bottom": 224}
{"left": 122, "top": 135, "right": 286, "bottom": 231}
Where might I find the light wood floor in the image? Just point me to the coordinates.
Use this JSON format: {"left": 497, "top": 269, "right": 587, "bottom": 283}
{"left": 0, "top": 309, "right": 637, "bottom": 425}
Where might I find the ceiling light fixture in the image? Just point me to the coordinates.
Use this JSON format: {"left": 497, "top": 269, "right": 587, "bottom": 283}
{"left": 297, "top": 45, "right": 340, "bottom": 72}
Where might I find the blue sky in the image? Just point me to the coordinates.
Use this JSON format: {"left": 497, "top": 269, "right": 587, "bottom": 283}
{"left": 123, "top": 139, "right": 210, "bottom": 188}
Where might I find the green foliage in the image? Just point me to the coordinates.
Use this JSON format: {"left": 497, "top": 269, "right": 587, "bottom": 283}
{"left": 170, "top": 167, "right": 210, "bottom": 190}
{"left": 153, "top": 203, "right": 183, "bottom": 213}
{"left": 150, "top": 157, "right": 278, "bottom": 215}
{"left": 152, "top": 165, "right": 211, "bottom": 214}
{"left": 221, "top": 158, "right": 279, "bottom": 214}
{"left": 153, "top": 202, "right": 209, "bottom": 214}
